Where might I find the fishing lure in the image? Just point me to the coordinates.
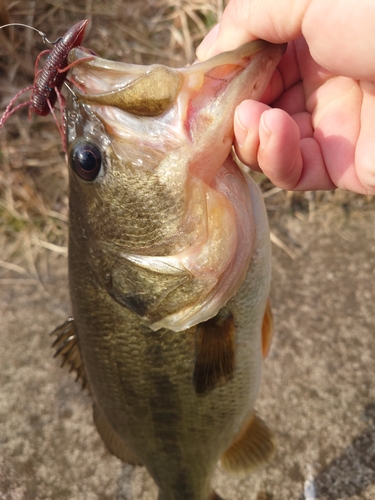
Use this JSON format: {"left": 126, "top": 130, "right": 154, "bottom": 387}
{"left": 0, "top": 20, "right": 91, "bottom": 136}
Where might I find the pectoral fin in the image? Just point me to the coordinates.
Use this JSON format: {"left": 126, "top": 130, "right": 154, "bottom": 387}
{"left": 221, "top": 414, "right": 276, "bottom": 472}
{"left": 51, "top": 317, "right": 89, "bottom": 390}
{"left": 93, "top": 403, "right": 143, "bottom": 465}
{"left": 193, "top": 312, "right": 235, "bottom": 395}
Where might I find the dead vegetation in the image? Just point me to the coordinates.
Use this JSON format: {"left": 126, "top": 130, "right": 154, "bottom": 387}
{"left": 0, "top": 0, "right": 373, "bottom": 287}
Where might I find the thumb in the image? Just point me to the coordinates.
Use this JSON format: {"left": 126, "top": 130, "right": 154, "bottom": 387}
{"left": 197, "top": 0, "right": 307, "bottom": 60}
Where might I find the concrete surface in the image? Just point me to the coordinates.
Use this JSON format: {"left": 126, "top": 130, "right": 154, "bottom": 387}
{"left": 0, "top": 206, "right": 374, "bottom": 500}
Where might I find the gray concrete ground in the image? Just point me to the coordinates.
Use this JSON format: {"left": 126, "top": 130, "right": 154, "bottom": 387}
{"left": 0, "top": 205, "right": 374, "bottom": 499}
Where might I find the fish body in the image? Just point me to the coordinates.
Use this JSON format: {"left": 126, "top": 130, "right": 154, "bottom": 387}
{"left": 55, "top": 40, "right": 285, "bottom": 500}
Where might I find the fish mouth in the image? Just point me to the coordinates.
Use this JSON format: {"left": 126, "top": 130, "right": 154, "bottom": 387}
{"left": 66, "top": 42, "right": 285, "bottom": 331}
{"left": 67, "top": 41, "right": 285, "bottom": 184}
{"left": 67, "top": 40, "right": 282, "bottom": 112}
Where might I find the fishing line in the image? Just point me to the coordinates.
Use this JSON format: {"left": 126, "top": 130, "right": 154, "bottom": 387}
{"left": 0, "top": 23, "right": 62, "bottom": 45}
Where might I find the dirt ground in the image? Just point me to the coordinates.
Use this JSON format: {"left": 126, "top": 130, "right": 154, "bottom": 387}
{"left": 0, "top": 204, "right": 374, "bottom": 500}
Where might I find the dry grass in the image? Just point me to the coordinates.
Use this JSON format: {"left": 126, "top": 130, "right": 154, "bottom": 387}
{"left": 0, "top": 0, "right": 373, "bottom": 286}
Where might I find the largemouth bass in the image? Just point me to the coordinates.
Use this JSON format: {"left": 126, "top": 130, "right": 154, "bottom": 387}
{"left": 53, "top": 40, "right": 286, "bottom": 500}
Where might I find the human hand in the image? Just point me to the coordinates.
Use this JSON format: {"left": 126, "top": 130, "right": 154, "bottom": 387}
{"left": 197, "top": 0, "right": 375, "bottom": 194}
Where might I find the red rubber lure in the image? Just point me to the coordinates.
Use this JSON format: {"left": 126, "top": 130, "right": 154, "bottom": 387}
{"left": 0, "top": 19, "right": 90, "bottom": 127}
{"left": 31, "top": 19, "right": 89, "bottom": 116}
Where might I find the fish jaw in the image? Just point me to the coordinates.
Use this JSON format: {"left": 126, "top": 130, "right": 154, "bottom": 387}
{"left": 68, "top": 41, "right": 285, "bottom": 184}
{"left": 66, "top": 41, "right": 285, "bottom": 331}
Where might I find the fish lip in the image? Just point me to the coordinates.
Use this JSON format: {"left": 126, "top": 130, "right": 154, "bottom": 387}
{"left": 66, "top": 41, "right": 287, "bottom": 121}
{"left": 68, "top": 40, "right": 286, "bottom": 75}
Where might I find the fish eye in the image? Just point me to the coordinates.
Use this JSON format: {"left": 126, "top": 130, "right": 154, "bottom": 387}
{"left": 70, "top": 140, "right": 102, "bottom": 181}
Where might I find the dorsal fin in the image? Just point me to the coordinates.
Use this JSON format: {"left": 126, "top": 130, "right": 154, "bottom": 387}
{"left": 221, "top": 413, "right": 276, "bottom": 473}
{"left": 51, "top": 317, "right": 89, "bottom": 391}
{"left": 193, "top": 312, "right": 235, "bottom": 395}
{"left": 261, "top": 298, "right": 273, "bottom": 358}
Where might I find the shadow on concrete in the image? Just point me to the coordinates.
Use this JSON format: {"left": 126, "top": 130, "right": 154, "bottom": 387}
{"left": 299, "top": 403, "right": 375, "bottom": 499}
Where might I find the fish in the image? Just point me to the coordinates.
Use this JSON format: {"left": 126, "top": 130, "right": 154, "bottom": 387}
{"left": 52, "top": 39, "right": 286, "bottom": 500}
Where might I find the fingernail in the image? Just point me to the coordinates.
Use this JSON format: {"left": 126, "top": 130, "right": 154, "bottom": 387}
{"left": 234, "top": 105, "right": 249, "bottom": 148}
{"left": 196, "top": 24, "right": 220, "bottom": 61}
{"left": 260, "top": 111, "right": 272, "bottom": 149}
